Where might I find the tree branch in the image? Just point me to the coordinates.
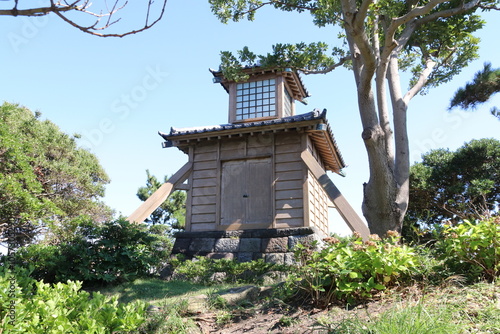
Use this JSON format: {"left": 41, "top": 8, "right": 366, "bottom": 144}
{"left": 404, "top": 57, "right": 437, "bottom": 103}
{"left": 0, "top": 0, "right": 168, "bottom": 37}
{"left": 355, "top": 0, "right": 375, "bottom": 30}
{"left": 298, "top": 55, "right": 351, "bottom": 74}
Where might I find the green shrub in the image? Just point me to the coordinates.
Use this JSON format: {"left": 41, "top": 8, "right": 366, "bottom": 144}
{"left": 435, "top": 217, "right": 500, "bottom": 282}
{"left": 169, "top": 257, "right": 287, "bottom": 285}
{"left": 8, "top": 218, "right": 173, "bottom": 285}
{"left": 0, "top": 269, "right": 147, "bottom": 333}
{"left": 285, "top": 232, "right": 421, "bottom": 307}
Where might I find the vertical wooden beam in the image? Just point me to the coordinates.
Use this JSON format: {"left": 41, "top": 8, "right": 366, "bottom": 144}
{"left": 301, "top": 151, "right": 370, "bottom": 239}
{"left": 184, "top": 146, "right": 195, "bottom": 232}
{"left": 301, "top": 133, "right": 311, "bottom": 228}
{"left": 127, "top": 162, "right": 193, "bottom": 224}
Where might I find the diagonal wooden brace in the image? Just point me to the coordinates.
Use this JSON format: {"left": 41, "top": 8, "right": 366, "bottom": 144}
{"left": 301, "top": 151, "right": 370, "bottom": 240}
{"left": 127, "top": 162, "right": 193, "bottom": 223}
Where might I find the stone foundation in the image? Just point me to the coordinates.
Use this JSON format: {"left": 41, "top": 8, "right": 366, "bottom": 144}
{"left": 171, "top": 227, "right": 324, "bottom": 265}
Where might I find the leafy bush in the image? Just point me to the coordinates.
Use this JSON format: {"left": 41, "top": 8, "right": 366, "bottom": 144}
{"left": 285, "top": 232, "right": 421, "bottom": 307}
{"left": 8, "top": 218, "right": 172, "bottom": 285}
{"left": 435, "top": 217, "right": 500, "bottom": 282}
{"left": 0, "top": 267, "right": 147, "bottom": 333}
{"left": 169, "top": 256, "right": 288, "bottom": 285}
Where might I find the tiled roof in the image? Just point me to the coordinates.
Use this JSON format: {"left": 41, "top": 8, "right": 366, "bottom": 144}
{"left": 159, "top": 110, "right": 346, "bottom": 173}
{"left": 161, "top": 110, "right": 323, "bottom": 137}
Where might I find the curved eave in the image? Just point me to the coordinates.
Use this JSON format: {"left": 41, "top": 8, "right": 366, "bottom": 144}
{"left": 210, "top": 67, "right": 310, "bottom": 101}
{"left": 160, "top": 110, "right": 346, "bottom": 174}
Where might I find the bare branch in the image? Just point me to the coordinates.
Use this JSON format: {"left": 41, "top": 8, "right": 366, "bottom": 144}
{"left": 414, "top": 0, "right": 481, "bottom": 26}
{"left": 403, "top": 57, "right": 436, "bottom": 103}
{"left": 0, "top": 0, "right": 168, "bottom": 37}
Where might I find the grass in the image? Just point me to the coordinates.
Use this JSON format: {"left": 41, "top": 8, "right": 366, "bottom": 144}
{"left": 315, "top": 281, "right": 500, "bottom": 334}
{"left": 94, "top": 277, "right": 499, "bottom": 334}
{"left": 97, "top": 278, "right": 213, "bottom": 304}
{"left": 96, "top": 278, "right": 248, "bottom": 334}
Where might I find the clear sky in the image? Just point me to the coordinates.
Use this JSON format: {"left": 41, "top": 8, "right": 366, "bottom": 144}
{"left": 1, "top": 1, "right": 499, "bottom": 235}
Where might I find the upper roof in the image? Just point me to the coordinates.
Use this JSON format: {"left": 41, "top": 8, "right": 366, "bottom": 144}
{"left": 210, "top": 66, "right": 310, "bottom": 103}
{"left": 159, "top": 109, "right": 346, "bottom": 174}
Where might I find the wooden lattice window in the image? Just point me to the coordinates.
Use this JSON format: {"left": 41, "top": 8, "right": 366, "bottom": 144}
{"left": 235, "top": 79, "right": 276, "bottom": 121}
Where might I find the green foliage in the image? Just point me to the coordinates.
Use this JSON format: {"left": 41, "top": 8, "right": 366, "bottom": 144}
{"left": 435, "top": 218, "right": 500, "bottom": 282}
{"left": 210, "top": 0, "right": 484, "bottom": 90}
{"left": 136, "top": 170, "right": 186, "bottom": 229}
{"left": 332, "top": 301, "right": 460, "bottom": 334}
{"left": 0, "top": 102, "right": 112, "bottom": 246}
{"left": 169, "top": 256, "right": 287, "bottom": 285}
{"left": 405, "top": 138, "right": 500, "bottom": 238}
{"left": 285, "top": 232, "right": 421, "bottom": 307}
{"left": 0, "top": 270, "right": 146, "bottom": 333}
{"left": 139, "top": 300, "right": 196, "bottom": 334}
{"left": 219, "top": 42, "right": 347, "bottom": 81}
{"left": 9, "top": 218, "right": 172, "bottom": 285}
{"left": 449, "top": 62, "right": 500, "bottom": 118}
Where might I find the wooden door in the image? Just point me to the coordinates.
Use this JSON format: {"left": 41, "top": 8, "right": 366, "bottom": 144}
{"left": 220, "top": 158, "right": 272, "bottom": 227}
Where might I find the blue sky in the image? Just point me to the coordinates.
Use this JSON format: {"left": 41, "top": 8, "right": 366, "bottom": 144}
{"left": 1, "top": 1, "right": 499, "bottom": 235}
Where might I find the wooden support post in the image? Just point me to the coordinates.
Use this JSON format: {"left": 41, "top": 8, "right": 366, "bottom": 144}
{"left": 127, "top": 162, "right": 193, "bottom": 223}
{"left": 301, "top": 151, "right": 370, "bottom": 239}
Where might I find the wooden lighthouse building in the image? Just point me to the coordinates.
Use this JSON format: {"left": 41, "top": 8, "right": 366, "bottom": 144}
{"left": 128, "top": 66, "right": 369, "bottom": 262}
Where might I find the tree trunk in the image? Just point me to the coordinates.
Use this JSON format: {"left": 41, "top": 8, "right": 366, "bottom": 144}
{"left": 359, "top": 115, "right": 406, "bottom": 236}
{"left": 356, "top": 61, "right": 410, "bottom": 237}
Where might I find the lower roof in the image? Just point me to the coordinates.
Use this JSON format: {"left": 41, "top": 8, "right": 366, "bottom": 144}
{"left": 159, "top": 109, "right": 346, "bottom": 173}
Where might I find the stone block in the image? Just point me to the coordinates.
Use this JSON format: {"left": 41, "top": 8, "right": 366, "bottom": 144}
{"left": 221, "top": 230, "right": 246, "bottom": 238}
{"left": 236, "top": 252, "right": 254, "bottom": 263}
{"left": 284, "top": 252, "right": 297, "bottom": 266}
{"left": 253, "top": 252, "right": 265, "bottom": 261}
{"left": 189, "top": 238, "right": 215, "bottom": 253}
{"left": 239, "top": 238, "right": 261, "bottom": 252}
{"left": 219, "top": 285, "right": 260, "bottom": 305}
{"left": 215, "top": 238, "right": 240, "bottom": 252}
{"left": 288, "top": 234, "right": 316, "bottom": 250}
{"left": 261, "top": 237, "right": 288, "bottom": 253}
{"left": 207, "top": 252, "right": 235, "bottom": 260}
{"left": 172, "top": 238, "right": 191, "bottom": 254}
{"left": 265, "top": 253, "right": 285, "bottom": 265}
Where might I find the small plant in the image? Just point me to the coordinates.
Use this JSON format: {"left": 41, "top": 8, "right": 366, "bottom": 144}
{"left": 286, "top": 232, "right": 422, "bottom": 307}
{"left": 139, "top": 299, "right": 197, "bottom": 334}
{"left": 435, "top": 217, "right": 500, "bottom": 282}
{"left": 208, "top": 292, "right": 229, "bottom": 309}
{"left": 215, "top": 310, "right": 233, "bottom": 327}
{"left": 278, "top": 315, "right": 298, "bottom": 327}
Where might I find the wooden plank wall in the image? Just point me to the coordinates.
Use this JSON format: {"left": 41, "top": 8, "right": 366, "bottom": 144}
{"left": 189, "top": 141, "right": 218, "bottom": 231}
{"left": 186, "top": 132, "right": 308, "bottom": 232}
{"left": 274, "top": 133, "right": 305, "bottom": 228}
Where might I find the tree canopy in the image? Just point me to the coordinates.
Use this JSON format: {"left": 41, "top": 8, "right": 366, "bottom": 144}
{"left": 209, "top": 0, "right": 498, "bottom": 236}
{"left": 406, "top": 138, "right": 500, "bottom": 231}
{"left": 0, "top": 102, "right": 112, "bottom": 247}
{"left": 449, "top": 62, "right": 500, "bottom": 119}
{"left": 136, "top": 170, "right": 186, "bottom": 230}
{"left": 0, "top": 0, "right": 167, "bottom": 37}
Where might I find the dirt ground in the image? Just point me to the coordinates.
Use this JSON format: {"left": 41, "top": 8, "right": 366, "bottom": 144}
{"left": 193, "top": 297, "right": 397, "bottom": 334}
{"left": 184, "top": 281, "right": 499, "bottom": 334}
